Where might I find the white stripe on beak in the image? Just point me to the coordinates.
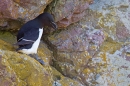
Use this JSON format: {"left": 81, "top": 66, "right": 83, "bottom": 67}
{"left": 51, "top": 21, "right": 57, "bottom": 29}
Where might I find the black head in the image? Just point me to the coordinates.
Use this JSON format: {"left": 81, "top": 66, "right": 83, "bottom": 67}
{"left": 36, "top": 12, "right": 57, "bottom": 30}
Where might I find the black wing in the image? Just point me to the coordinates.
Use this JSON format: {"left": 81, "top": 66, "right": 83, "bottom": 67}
{"left": 16, "top": 28, "right": 39, "bottom": 45}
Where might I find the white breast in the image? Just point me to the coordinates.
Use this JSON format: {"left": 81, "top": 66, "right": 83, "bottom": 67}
{"left": 20, "top": 28, "right": 43, "bottom": 54}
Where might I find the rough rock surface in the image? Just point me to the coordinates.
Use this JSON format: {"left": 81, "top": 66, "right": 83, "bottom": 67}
{"left": 94, "top": 43, "right": 130, "bottom": 86}
{"left": 46, "top": 0, "right": 130, "bottom": 85}
{"left": 0, "top": 32, "right": 83, "bottom": 86}
{"left": 0, "top": 0, "right": 130, "bottom": 86}
{"left": 0, "top": 40, "right": 53, "bottom": 86}
{"left": 0, "top": 0, "right": 52, "bottom": 31}
{"left": 47, "top": 0, "right": 93, "bottom": 28}
{"left": 52, "top": 67, "right": 83, "bottom": 86}
{"left": 47, "top": 15, "right": 105, "bottom": 85}
{"left": 90, "top": 0, "right": 130, "bottom": 42}
{"left": 0, "top": 0, "right": 52, "bottom": 20}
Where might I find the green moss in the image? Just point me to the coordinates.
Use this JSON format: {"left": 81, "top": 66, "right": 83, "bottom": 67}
{"left": 0, "top": 31, "right": 16, "bottom": 44}
{"left": 0, "top": 50, "right": 53, "bottom": 86}
{"left": 0, "top": 40, "right": 53, "bottom": 86}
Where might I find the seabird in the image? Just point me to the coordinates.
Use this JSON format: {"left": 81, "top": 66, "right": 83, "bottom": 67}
{"left": 15, "top": 12, "right": 57, "bottom": 65}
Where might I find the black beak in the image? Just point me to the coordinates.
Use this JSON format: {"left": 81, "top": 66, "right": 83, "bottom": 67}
{"left": 50, "top": 21, "right": 57, "bottom": 30}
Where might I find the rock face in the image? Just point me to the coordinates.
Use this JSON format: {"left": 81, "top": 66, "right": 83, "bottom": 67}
{"left": 90, "top": 0, "right": 130, "bottom": 42}
{"left": 46, "top": 0, "right": 130, "bottom": 85}
{"left": 0, "top": 39, "right": 53, "bottom": 86}
{"left": 94, "top": 43, "right": 130, "bottom": 86}
{"left": 52, "top": 67, "right": 83, "bottom": 86}
{"left": 0, "top": 0, "right": 52, "bottom": 31}
{"left": 0, "top": 51, "right": 53, "bottom": 86}
{"left": 0, "top": 0, "right": 52, "bottom": 20}
{"left": 47, "top": 0, "right": 93, "bottom": 28}
{"left": 1, "top": 0, "right": 130, "bottom": 86}
{"left": 47, "top": 14, "right": 105, "bottom": 85}
{"left": 0, "top": 33, "right": 83, "bottom": 86}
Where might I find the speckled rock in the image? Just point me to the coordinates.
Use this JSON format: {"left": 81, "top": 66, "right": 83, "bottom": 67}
{"left": 0, "top": 0, "right": 18, "bottom": 19}
{"left": 52, "top": 67, "right": 83, "bottom": 86}
{"left": 0, "top": 31, "right": 53, "bottom": 65}
{"left": 46, "top": 0, "right": 130, "bottom": 85}
{"left": 1, "top": 0, "right": 130, "bottom": 85}
{"left": 89, "top": 42, "right": 130, "bottom": 86}
{"left": 0, "top": 34, "right": 85, "bottom": 86}
{"left": 0, "top": 50, "right": 54, "bottom": 86}
{"left": 0, "top": 31, "right": 16, "bottom": 44}
{"left": 47, "top": 16, "right": 105, "bottom": 85}
{"left": 0, "top": 0, "right": 52, "bottom": 21}
{"left": 0, "top": 39, "right": 53, "bottom": 86}
{"left": 89, "top": 0, "right": 130, "bottom": 42}
{"left": 47, "top": 0, "right": 93, "bottom": 28}
{"left": 38, "top": 42, "right": 53, "bottom": 65}
{"left": 0, "top": 0, "right": 53, "bottom": 31}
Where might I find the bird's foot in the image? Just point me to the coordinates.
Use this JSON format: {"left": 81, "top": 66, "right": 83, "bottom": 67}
{"left": 29, "top": 54, "right": 45, "bottom": 65}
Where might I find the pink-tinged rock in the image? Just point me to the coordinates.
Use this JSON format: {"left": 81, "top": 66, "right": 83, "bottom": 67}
{"left": 120, "top": 44, "right": 130, "bottom": 62}
{"left": 127, "top": 74, "right": 130, "bottom": 78}
{"left": 47, "top": 17, "right": 105, "bottom": 85}
{"left": 48, "top": 0, "right": 93, "bottom": 28}
{"left": 15, "top": 0, "right": 53, "bottom": 21}
{"left": 48, "top": 25, "right": 105, "bottom": 53}
{"left": 0, "top": 0, "right": 18, "bottom": 19}
{"left": 0, "top": 0, "right": 53, "bottom": 30}
{"left": 0, "top": 0, "right": 52, "bottom": 21}
{"left": 116, "top": 22, "right": 130, "bottom": 41}
{"left": 0, "top": 0, "right": 52, "bottom": 23}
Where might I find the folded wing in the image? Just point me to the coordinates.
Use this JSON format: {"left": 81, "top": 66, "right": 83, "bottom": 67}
{"left": 16, "top": 28, "right": 39, "bottom": 45}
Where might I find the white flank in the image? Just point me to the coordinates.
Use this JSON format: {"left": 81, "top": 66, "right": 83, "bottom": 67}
{"left": 19, "top": 28, "right": 43, "bottom": 54}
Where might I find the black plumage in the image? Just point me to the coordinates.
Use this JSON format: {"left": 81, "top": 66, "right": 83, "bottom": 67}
{"left": 16, "top": 20, "right": 42, "bottom": 50}
{"left": 16, "top": 13, "right": 57, "bottom": 50}
{"left": 15, "top": 12, "right": 57, "bottom": 65}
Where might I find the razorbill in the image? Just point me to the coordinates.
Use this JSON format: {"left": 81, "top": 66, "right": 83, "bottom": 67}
{"left": 15, "top": 12, "right": 57, "bottom": 65}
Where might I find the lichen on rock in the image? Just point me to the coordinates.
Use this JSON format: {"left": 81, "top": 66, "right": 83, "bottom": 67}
{"left": 0, "top": 0, "right": 130, "bottom": 85}
{"left": 47, "top": 0, "right": 93, "bottom": 28}
{"left": 0, "top": 39, "right": 53, "bottom": 86}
